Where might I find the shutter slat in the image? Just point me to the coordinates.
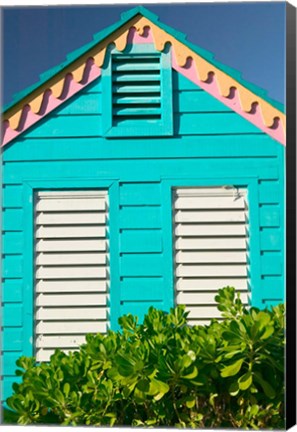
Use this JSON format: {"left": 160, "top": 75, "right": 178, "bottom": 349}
{"left": 36, "top": 225, "right": 106, "bottom": 238}
{"left": 36, "top": 335, "right": 87, "bottom": 348}
{"left": 36, "top": 198, "right": 105, "bottom": 211}
{"left": 175, "top": 224, "right": 246, "bottom": 236}
{"left": 36, "top": 212, "right": 106, "bottom": 225}
{"left": 36, "top": 252, "right": 106, "bottom": 265}
{"left": 113, "top": 62, "right": 160, "bottom": 71}
{"left": 36, "top": 266, "right": 107, "bottom": 279}
{"left": 176, "top": 264, "right": 248, "bottom": 277}
{"left": 177, "top": 292, "right": 248, "bottom": 305}
{"left": 175, "top": 196, "right": 246, "bottom": 210}
{"left": 34, "top": 190, "right": 109, "bottom": 361}
{"left": 113, "top": 73, "right": 160, "bottom": 82}
{"left": 176, "top": 237, "right": 247, "bottom": 250}
{"left": 36, "top": 280, "right": 107, "bottom": 293}
{"left": 114, "top": 96, "right": 161, "bottom": 105}
{"left": 36, "top": 321, "right": 107, "bottom": 334}
{"left": 36, "top": 349, "right": 78, "bottom": 362}
{"left": 113, "top": 107, "right": 161, "bottom": 116}
{"left": 175, "top": 210, "right": 246, "bottom": 223}
{"left": 36, "top": 293, "right": 107, "bottom": 306}
{"left": 176, "top": 251, "right": 247, "bottom": 263}
{"left": 36, "top": 307, "right": 107, "bottom": 320}
{"left": 176, "top": 278, "right": 248, "bottom": 291}
{"left": 174, "top": 187, "right": 249, "bottom": 324}
{"left": 36, "top": 239, "right": 107, "bottom": 252}
{"left": 113, "top": 84, "right": 161, "bottom": 94}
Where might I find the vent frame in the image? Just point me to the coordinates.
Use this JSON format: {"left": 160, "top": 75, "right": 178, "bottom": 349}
{"left": 102, "top": 44, "right": 173, "bottom": 137}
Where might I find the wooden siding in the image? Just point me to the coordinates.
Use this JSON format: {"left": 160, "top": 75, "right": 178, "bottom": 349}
{"left": 1, "top": 70, "right": 285, "bottom": 400}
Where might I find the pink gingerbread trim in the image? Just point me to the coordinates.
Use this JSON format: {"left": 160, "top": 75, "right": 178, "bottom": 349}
{"left": 2, "top": 28, "right": 285, "bottom": 146}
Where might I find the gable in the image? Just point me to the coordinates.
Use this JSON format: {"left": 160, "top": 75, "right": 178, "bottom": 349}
{"left": 2, "top": 8, "right": 285, "bottom": 147}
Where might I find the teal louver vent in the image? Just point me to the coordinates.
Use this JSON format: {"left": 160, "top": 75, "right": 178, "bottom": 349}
{"left": 102, "top": 46, "right": 173, "bottom": 137}
{"left": 112, "top": 55, "right": 162, "bottom": 123}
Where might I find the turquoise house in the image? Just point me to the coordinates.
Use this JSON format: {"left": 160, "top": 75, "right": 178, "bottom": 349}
{"left": 1, "top": 7, "right": 286, "bottom": 400}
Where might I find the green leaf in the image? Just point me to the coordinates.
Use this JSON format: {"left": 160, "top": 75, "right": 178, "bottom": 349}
{"left": 221, "top": 358, "right": 244, "bottom": 378}
{"left": 185, "top": 396, "right": 196, "bottom": 409}
{"left": 136, "top": 378, "right": 150, "bottom": 393}
{"left": 238, "top": 371, "right": 252, "bottom": 390}
{"left": 229, "top": 381, "right": 240, "bottom": 396}
{"left": 260, "top": 326, "right": 274, "bottom": 340}
{"left": 255, "top": 374, "right": 276, "bottom": 399}
{"left": 181, "top": 366, "right": 198, "bottom": 380}
{"left": 63, "top": 382, "right": 70, "bottom": 397}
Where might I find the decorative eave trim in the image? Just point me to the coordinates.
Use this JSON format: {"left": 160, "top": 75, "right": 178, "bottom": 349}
{"left": 2, "top": 14, "right": 286, "bottom": 147}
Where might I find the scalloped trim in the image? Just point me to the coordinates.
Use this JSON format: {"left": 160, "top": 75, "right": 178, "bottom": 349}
{"left": 2, "top": 15, "right": 285, "bottom": 146}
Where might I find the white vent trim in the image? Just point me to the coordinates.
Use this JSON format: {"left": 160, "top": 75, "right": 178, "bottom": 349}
{"left": 173, "top": 186, "right": 250, "bottom": 326}
{"left": 34, "top": 190, "right": 109, "bottom": 362}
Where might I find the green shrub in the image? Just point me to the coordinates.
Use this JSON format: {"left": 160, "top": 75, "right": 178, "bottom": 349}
{"left": 6, "top": 287, "right": 285, "bottom": 428}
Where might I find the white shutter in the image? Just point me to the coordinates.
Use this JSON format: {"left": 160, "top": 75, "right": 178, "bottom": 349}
{"left": 173, "top": 187, "right": 249, "bottom": 326}
{"left": 34, "top": 190, "right": 109, "bottom": 362}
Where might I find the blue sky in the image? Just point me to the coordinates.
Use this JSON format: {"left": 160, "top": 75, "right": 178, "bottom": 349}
{"left": 2, "top": 2, "right": 286, "bottom": 107}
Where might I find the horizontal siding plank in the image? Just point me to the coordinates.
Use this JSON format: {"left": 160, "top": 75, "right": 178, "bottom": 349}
{"left": 121, "top": 277, "right": 164, "bottom": 301}
{"left": 175, "top": 237, "right": 247, "bottom": 250}
{"left": 3, "top": 136, "right": 279, "bottom": 162}
{"left": 36, "top": 239, "right": 107, "bottom": 252}
{"left": 3, "top": 255, "right": 23, "bottom": 278}
{"left": 175, "top": 90, "right": 232, "bottom": 113}
{"left": 2, "top": 209, "right": 23, "bottom": 231}
{"left": 176, "top": 251, "right": 247, "bottom": 263}
{"left": 24, "top": 115, "right": 103, "bottom": 138}
{"left": 178, "top": 113, "right": 261, "bottom": 135}
{"left": 36, "top": 266, "right": 107, "bottom": 279}
{"left": 259, "top": 182, "right": 280, "bottom": 204}
{"left": 21, "top": 112, "right": 261, "bottom": 139}
{"left": 120, "top": 254, "right": 163, "bottom": 277}
{"left": 35, "top": 225, "right": 106, "bottom": 239}
{"left": 260, "top": 228, "right": 282, "bottom": 251}
{"left": 261, "top": 253, "right": 282, "bottom": 275}
{"left": 54, "top": 93, "right": 101, "bottom": 115}
{"left": 2, "top": 279, "right": 23, "bottom": 302}
{"left": 36, "top": 252, "right": 106, "bottom": 265}
{"left": 3, "top": 159, "right": 279, "bottom": 183}
{"left": 36, "top": 335, "right": 87, "bottom": 348}
{"left": 259, "top": 205, "right": 280, "bottom": 227}
{"left": 176, "top": 278, "right": 248, "bottom": 291}
{"left": 2, "top": 185, "right": 23, "bottom": 208}
{"left": 177, "top": 291, "right": 248, "bottom": 305}
{"left": 175, "top": 224, "right": 246, "bottom": 236}
{"left": 119, "top": 206, "right": 161, "bottom": 228}
{"left": 36, "top": 293, "right": 107, "bottom": 306}
{"left": 261, "top": 276, "right": 283, "bottom": 298}
{"left": 187, "top": 319, "right": 221, "bottom": 326}
{"left": 2, "top": 328, "right": 23, "bottom": 351}
{"left": 176, "top": 264, "right": 248, "bottom": 277}
{"left": 36, "top": 279, "right": 107, "bottom": 293}
{"left": 2, "top": 232, "right": 23, "bottom": 254}
{"left": 36, "top": 212, "right": 106, "bottom": 225}
{"left": 120, "top": 183, "right": 160, "bottom": 205}
{"left": 120, "top": 229, "right": 162, "bottom": 253}
{"left": 175, "top": 210, "right": 246, "bottom": 223}
{"left": 36, "top": 321, "right": 107, "bottom": 334}
{"left": 3, "top": 304, "right": 23, "bottom": 326}
{"left": 36, "top": 307, "right": 107, "bottom": 320}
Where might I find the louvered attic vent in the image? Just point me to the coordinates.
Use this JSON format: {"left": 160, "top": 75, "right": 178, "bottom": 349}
{"left": 102, "top": 48, "right": 173, "bottom": 137}
{"left": 113, "top": 56, "right": 162, "bottom": 122}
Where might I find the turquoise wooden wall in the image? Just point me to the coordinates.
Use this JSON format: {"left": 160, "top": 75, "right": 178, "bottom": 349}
{"left": 1, "top": 70, "right": 285, "bottom": 400}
